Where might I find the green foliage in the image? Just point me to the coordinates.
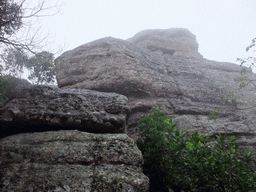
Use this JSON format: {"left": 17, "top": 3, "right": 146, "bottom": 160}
{"left": 136, "top": 107, "right": 185, "bottom": 192}
{"left": 237, "top": 37, "right": 256, "bottom": 70}
{"left": 0, "top": 49, "right": 56, "bottom": 85}
{"left": 182, "top": 133, "right": 256, "bottom": 191}
{"left": 0, "top": 64, "right": 8, "bottom": 100}
{"left": 236, "top": 37, "right": 256, "bottom": 86}
{"left": 0, "top": 47, "right": 28, "bottom": 78}
{"left": 0, "top": 75, "right": 9, "bottom": 101}
{"left": 208, "top": 107, "right": 223, "bottom": 122}
{"left": 0, "top": 0, "right": 23, "bottom": 40}
{"left": 0, "top": 75, "right": 10, "bottom": 101}
{"left": 234, "top": 67, "right": 251, "bottom": 91}
{"left": 136, "top": 108, "right": 256, "bottom": 192}
{"left": 245, "top": 38, "right": 256, "bottom": 52}
{"left": 0, "top": 0, "right": 61, "bottom": 52}
{"left": 209, "top": 36, "right": 256, "bottom": 123}
{"left": 26, "top": 51, "right": 56, "bottom": 84}
{"left": 209, "top": 67, "right": 251, "bottom": 122}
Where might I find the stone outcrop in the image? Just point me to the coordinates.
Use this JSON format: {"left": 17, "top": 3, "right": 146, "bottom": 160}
{"left": 2, "top": 28, "right": 256, "bottom": 191}
{"left": 55, "top": 28, "right": 256, "bottom": 147}
{"left": 0, "top": 130, "right": 149, "bottom": 191}
{"left": 0, "top": 79, "right": 150, "bottom": 191}
{"left": 0, "top": 84, "right": 129, "bottom": 138}
{"left": 127, "top": 28, "right": 203, "bottom": 59}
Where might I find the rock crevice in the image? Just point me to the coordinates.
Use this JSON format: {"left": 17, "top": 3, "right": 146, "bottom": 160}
{"left": 0, "top": 84, "right": 130, "bottom": 138}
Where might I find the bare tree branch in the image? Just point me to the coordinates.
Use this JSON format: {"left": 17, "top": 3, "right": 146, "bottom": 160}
{"left": 0, "top": 0, "right": 62, "bottom": 53}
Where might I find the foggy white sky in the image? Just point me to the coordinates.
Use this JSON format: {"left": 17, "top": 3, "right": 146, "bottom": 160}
{"left": 37, "top": 0, "right": 256, "bottom": 63}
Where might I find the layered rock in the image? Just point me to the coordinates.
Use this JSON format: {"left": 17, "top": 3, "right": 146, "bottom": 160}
{"left": 55, "top": 28, "right": 256, "bottom": 146}
{"left": 0, "top": 80, "right": 150, "bottom": 191}
{"left": 2, "top": 28, "right": 256, "bottom": 191}
{"left": 0, "top": 84, "right": 129, "bottom": 138}
{"left": 0, "top": 130, "right": 149, "bottom": 191}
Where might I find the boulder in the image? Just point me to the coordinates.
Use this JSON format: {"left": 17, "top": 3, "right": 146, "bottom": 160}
{"left": 55, "top": 29, "right": 256, "bottom": 147}
{"left": 55, "top": 37, "right": 155, "bottom": 97}
{"left": 127, "top": 28, "right": 203, "bottom": 59}
{"left": 0, "top": 84, "right": 130, "bottom": 137}
{"left": 0, "top": 130, "right": 149, "bottom": 191}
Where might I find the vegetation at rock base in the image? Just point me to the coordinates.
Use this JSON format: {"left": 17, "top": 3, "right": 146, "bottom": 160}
{"left": 136, "top": 107, "right": 256, "bottom": 192}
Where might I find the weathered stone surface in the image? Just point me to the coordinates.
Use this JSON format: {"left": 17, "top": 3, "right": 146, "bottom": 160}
{"left": 0, "top": 84, "right": 130, "bottom": 137}
{"left": 55, "top": 28, "right": 256, "bottom": 147}
{"left": 55, "top": 37, "right": 155, "bottom": 97}
{"left": 127, "top": 28, "right": 203, "bottom": 59}
{"left": 0, "top": 130, "right": 149, "bottom": 191}
{"left": 3, "top": 29, "right": 254, "bottom": 190}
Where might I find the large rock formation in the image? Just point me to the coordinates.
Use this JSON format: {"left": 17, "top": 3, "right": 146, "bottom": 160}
{"left": 0, "top": 84, "right": 129, "bottom": 137}
{"left": 0, "top": 80, "right": 150, "bottom": 191}
{"left": 55, "top": 28, "right": 256, "bottom": 147}
{"left": 0, "top": 130, "right": 149, "bottom": 191}
{"left": 0, "top": 79, "right": 151, "bottom": 191}
{"left": 2, "top": 28, "right": 256, "bottom": 191}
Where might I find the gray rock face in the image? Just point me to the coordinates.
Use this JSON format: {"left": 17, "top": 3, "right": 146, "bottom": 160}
{"left": 0, "top": 84, "right": 130, "bottom": 137}
{"left": 2, "top": 28, "right": 256, "bottom": 191}
{"left": 0, "top": 130, "right": 149, "bottom": 191}
{"left": 55, "top": 29, "right": 256, "bottom": 147}
{"left": 127, "top": 28, "right": 203, "bottom": 59}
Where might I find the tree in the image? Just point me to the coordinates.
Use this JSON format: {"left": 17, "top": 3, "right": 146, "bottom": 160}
{"left": 0, "top": 47, "right": 28, "bottom": 78}
{"left": 237, "top": 38, "right": 256, "bottom": 71}
{"left": 246, "top": 37, "right": 256, "bottom": 52}
{"left": 0, "top": 0, "right": 61, "bottom": 52}
{"left": 236, "top": 38, "right": 256, "bottom": 90}
{"left": 0, "top": 0, "right": 23, "bottom": 44}
{"left": 209, "top": 38, "right": 256, "bottom": 121}
{"left": 26, "top": 51, "right": 55, "bottom": 84}
{"left": 0, "top": 0, "right": 60, "bottom": 98}
{"left": 0, "top": 48, "right": 56, "bottom": 85}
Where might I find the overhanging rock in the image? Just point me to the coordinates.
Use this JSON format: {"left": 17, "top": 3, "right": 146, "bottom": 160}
{"left": 0, "top": 85, "right": 130, "bottom": 137}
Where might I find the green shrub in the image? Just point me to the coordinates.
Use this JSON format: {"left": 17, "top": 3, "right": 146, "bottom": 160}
{"left": 136, "top": 107, "right": 256, "bottom": 192}
{"left": 0, "top": 76, "right": 9, "bottom": 101}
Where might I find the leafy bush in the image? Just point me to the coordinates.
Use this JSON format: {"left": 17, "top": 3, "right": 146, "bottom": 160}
{"left": 0, "top": 75, "right": 9, "bottom": 101}
{"left": 136, "top": 107, "right": 256, "bottom": 192}
{"left": 0, "top": 75, "right": 31, "bottom": 101}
